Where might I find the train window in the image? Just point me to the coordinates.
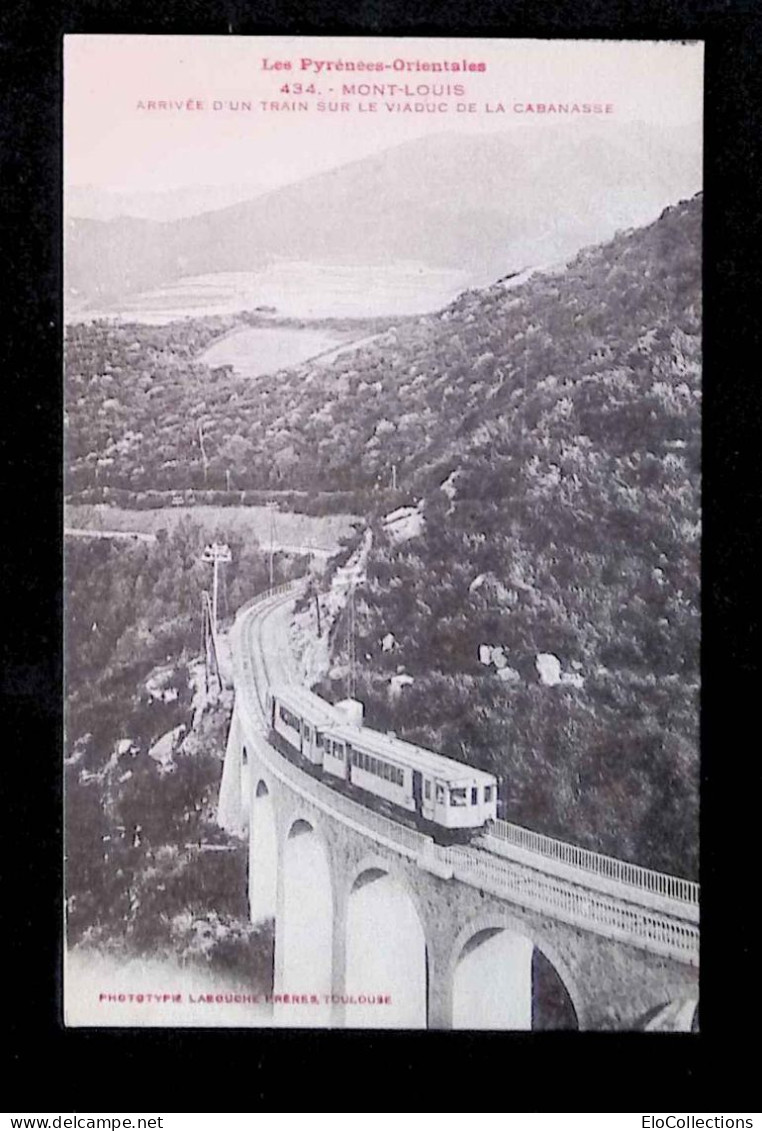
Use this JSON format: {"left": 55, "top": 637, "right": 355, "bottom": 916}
{"left": 304, "top": 725, "right": 312, "bottom": 743}
{"left": 436, "top": 783, "right": 445, "bottom": 804}
{"left": 471, "top": 787, "right": 478, "bottom": 805}
{"left": 336, "top": 744, "right": 344, "bottom": 761}
{"left": 450, "top": 788, "right": 468, "bottom": 807}
{"left": 279, "top": 704, "right": 301, "bottom": 732}
{"left": 424, "top": 780, "right": 431, "bottom": 799}
{"left": 484, "top": 785, "right": 493, "bottom": 802}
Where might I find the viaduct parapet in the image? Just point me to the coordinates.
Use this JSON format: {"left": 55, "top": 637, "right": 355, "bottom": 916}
{"left": 218, "top": 585, "right": 699, "bottom": 1030}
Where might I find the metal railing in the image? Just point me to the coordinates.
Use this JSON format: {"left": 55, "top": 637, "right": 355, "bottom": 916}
{"left": 441, "top": 843, "right": 699, "bottom": 964}
{"left": 229, "top": 586, "right": 699, "bottom": 964}
{"left": 487, "top": 819, "right": 698, "bottom": 906}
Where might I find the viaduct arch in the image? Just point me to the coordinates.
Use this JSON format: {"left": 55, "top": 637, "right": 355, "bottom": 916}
{"left": 217, "top": 586, "right": 700, "bottom": 1030}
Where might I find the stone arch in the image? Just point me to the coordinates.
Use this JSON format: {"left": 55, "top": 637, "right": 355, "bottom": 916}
{"left": 278, "top": 814, "right": 333, "bottom": 1027}
{"left": 449, "top": 914, "right": 582, "bottom": 1031}
{"left": 642, "top": 996, "right": 699, "bottom": 1032}
{"left": 344, "top": 856, "right": 428, "bottom": 1029}
{"left": 248, "top": 777, "right": 277, "bottom": 925}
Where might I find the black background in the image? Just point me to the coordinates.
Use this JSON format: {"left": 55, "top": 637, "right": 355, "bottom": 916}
{"left": 2, "top": 0, "right": 760, "bottom": 1107}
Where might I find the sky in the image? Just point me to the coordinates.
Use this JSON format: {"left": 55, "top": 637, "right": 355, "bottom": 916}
{"left": 64, "top": 36, "right": 703, "bottom": 195}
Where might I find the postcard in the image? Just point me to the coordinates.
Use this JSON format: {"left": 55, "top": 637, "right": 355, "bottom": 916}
{"left": 64, "top": 35, "right": 702, "bottom": 1029}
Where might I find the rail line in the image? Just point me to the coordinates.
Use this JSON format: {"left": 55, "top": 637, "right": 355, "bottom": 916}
{"left": 230, "top": 584, "right": 699, "bottom": 965}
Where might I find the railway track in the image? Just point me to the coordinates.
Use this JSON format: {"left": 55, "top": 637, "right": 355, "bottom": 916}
{"left": 232, "top": 584, "right": 700, "bottom": 964}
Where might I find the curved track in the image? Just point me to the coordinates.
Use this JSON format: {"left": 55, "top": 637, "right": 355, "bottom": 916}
{"left": 231, "top": 585, "right": 700, "bottom": 966}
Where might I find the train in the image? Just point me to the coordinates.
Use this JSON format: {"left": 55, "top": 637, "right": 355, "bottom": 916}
{"left": 265, "top": 682, "right": 498, "bottom": 843}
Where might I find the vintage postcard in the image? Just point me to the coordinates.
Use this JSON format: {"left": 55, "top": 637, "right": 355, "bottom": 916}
{"left": 63, "top": 35, "right": 702, "bottom": 1029}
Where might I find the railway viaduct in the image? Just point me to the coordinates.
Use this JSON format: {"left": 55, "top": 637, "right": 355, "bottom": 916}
{"left": 217, "top": 585, "right": 700, "bottom": 1031}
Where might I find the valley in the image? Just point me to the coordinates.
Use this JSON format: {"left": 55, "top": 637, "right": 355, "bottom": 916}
{"left": 64, "top": 191, "right": 702, "bottom": 886}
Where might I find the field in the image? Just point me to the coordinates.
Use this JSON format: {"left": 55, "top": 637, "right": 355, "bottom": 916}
{"left": 65, "top": 261, "right": 472, "bottom": 324}
{"left": 65, "top": 503, "right": 359, "bottom": 554}
{"left": 198, "top": 325, "right": 347, "bottom": 379}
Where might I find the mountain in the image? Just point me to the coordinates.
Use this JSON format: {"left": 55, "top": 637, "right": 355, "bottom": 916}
{"left": 65, "top": 196, "right": 701, "bottom": 876}
{"left": 310, "top": 194, "right": 698, "bottom": 878}
{"left": 65, "top": 181, "right": 270, "bottom": 222}
{"left": 64, "top": 122, "right": 701, "bottom": 309}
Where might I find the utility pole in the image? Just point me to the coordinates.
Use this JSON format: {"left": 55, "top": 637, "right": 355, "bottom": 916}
{"left": 346, "top": 583, "right": 357, "bottom": 700}
{"left": 201, "top": 590, "right": 223, "bottom": 694}
{"left": 198, "top": 421, "right": 209, "bottom": 486}
{"left": 266, "top": 502, "right": 277, "bottom": 590}
{"left": 201, "top": 542, "right": 232, "bottom": 639}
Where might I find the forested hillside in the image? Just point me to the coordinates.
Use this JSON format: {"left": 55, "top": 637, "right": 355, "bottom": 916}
{"left": 66, "top": 199, "right": 701, "bottom": 510}
{"left": 64, "top": 522, "right": 303, "bottom": 971}
{"left": 321, "top": 196, "right": 702, "bottom": 878}
{"left": 64, "top": 311, "right": 400, "bottom": 501}
{"left": 66, "top": 196, "right": 701, "bottom": 878}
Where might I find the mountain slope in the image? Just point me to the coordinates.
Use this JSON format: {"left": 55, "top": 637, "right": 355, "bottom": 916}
{"left": 65, "top": 122, "right": 701, "bottom": 308}
{"left": 65, "top": 196, "right": 702, "bottom": 874}
{"left": 317, "top": 195, "right": 701, "bottom": 877}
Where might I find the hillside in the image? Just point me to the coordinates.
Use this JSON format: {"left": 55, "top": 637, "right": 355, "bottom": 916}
{"left": 315, "top": 195, "right": 701, "bottom": 878}
{"left": 65, "top": 180, "right": 270, "bottom": 222}
{"left": 66, "top": 197, "right": 701, "bottom": 509}
{"left": 65, "top": 122, "right": 701, "bottom": 309}
{"left": 63, "top": 523, "right": 301, "bottom": 980}
{"left": 65, "top": 194, "right": 701, "bottom": 876}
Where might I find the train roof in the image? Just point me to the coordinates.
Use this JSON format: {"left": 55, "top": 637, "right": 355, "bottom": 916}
{"left": 270, "top": 682, "right": 341, "bottom": 726}
{"left": 328, "top": 722, "right": 497, "bottom": 786}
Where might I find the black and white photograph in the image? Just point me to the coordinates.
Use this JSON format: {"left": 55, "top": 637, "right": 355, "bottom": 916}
{"left": 63, "top": 35, "right": 702, "bottom": 1030}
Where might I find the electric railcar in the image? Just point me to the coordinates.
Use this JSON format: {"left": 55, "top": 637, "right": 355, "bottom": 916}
{"left": 266, "top": 683, "right": 498, "bottom": 840}
{"left": 265, "top": 683, "right": 343, "bottom": 768}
